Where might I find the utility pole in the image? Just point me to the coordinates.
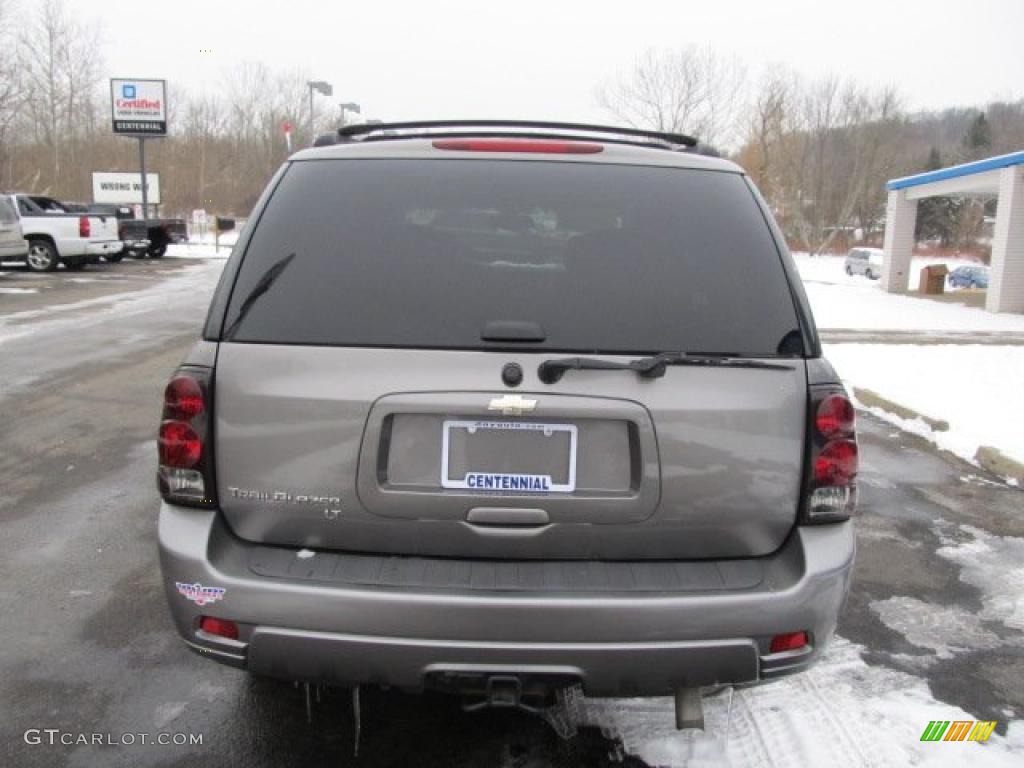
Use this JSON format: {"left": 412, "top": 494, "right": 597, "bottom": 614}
{"left": 138, "top": 137, "right": 148, "bottom": 219}
{"left": 339, "top": 102, "right": 361, "bottom": 126}
{"left": 307, "top": 80, "right": 333, "bottom": 145}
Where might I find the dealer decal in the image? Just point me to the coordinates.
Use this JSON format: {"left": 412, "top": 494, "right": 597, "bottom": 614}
{"left": 175, "top": 582, "right": 226, "bottom": 606}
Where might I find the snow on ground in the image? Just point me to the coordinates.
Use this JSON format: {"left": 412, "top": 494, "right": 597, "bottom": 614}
{"left": 589, "top": 637, "right": 1023, "bottom": 767}
{"left": 795, "top": 254, "right": 1024, "bottom": 333}
{"left": 0, "top": 259, "right": 224, "bottom": 350}
{"left": 825, "top": 343, "right": 1024, "bottom": 466}
{"left": 936, "top": 524, "right": 1024, "bottom": 631}
{"left": 0, "top": 287, "right": 38, "bottom": 294}
{"left": 166, "top": 229, "right": 242, "bottom": 259}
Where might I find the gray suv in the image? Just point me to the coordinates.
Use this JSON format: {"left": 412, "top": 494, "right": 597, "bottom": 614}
{"left": 157, "top": 120, "right": 856, "bottom": 728}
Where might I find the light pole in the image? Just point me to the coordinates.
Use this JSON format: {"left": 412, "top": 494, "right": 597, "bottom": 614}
{"left": 339, "top": 102, "right": 361, "bottom": 126}
{"left": 307, "top": 80, "right": 333, "bottom": 144}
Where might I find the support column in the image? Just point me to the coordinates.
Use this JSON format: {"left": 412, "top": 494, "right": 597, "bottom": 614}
{"left": 880, "top": 188, "right": 918, "bottom": 294}
{"left": 987, "top": 165, "right": 1024, "bottom": 314}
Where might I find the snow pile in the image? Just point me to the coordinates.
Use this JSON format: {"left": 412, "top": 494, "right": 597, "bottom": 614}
{"left": 825, "top": 344, "right": 1024, "bottom": 466}
{"left": 590, "top": 637, "right": 1023, "bottom": 767}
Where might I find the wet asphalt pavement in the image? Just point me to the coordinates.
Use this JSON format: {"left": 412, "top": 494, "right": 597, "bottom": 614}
{"left": 0, "top": 257, "right": 1021, "bottom": 767}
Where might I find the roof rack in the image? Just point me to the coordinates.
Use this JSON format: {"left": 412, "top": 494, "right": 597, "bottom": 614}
{"left": 331, "top": 119, "right": 700, "bottom": 149}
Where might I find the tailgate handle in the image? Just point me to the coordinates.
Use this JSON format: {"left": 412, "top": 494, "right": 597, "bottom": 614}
{"left": 465, "top": 507, "right": 549, "bottom": 527}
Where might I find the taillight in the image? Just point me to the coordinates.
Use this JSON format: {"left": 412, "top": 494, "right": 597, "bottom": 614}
{"left": 164, "top": 376, "right": 205, "bottom": 421}
{"left": 158, "top": 368, "right": 215, "bottom": 507}
{"left": 816, "top": 394, "right": 855, "bottom": 438}
{"left": 79, "top": 216, "right": 90, "bottom": 238}
{"left": 432, "top": 139, "right": 604, "bottom": 154}
{"left": 803, "top": 387, "right": 858, "bottom": 522}
{"left": 158, "top": 421, "right": 201, "bottom": 467}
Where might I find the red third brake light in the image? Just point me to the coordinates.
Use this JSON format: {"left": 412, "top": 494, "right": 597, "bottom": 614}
{"left": 432, "top": 139, "right": 604, "bottom": 154}
{"left": 79, "top": 216, "right": 90, "bottom": 238}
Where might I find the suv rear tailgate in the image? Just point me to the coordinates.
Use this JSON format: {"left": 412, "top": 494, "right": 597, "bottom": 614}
{"left": 214, "top": 344, "right": 806, "bottom": 560}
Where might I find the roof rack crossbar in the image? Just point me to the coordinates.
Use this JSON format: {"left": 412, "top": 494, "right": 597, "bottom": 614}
{"left": 337, "top": 119, "right": 698, "bottom": 147}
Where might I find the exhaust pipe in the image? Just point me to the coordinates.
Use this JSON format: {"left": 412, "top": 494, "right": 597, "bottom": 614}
{"left": 674, "top": 687, "right": 704, "bottom": 730}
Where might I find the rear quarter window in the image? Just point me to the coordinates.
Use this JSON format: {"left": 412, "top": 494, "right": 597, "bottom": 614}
{"left": 222, "top": 158, "right": 802, "bottom": 356}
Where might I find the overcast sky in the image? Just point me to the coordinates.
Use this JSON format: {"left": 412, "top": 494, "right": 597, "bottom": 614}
{"left": 67, "top": 0, "right": 1024, "bottom": 126}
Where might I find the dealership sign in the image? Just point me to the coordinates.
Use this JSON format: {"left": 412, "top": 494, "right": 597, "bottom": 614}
{"left": 110, "top": 78, "right": 167, "bottom": 135}
{"left": 92, "top": 172, "right": 161, "bottom": 204}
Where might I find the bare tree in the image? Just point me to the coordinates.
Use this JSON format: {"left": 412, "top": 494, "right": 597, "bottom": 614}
{"left": 743, "top": 66, "right": 795, "bottom": 201}
{"left": 597, "top": 46, "right": 746, "bottom": 147}
{"left": 773, "top": 77, "right": 903, "bottom": 254}
{"left": 0, "top": 0, "right": 24, "bottom": 187}
{"left": 15, "top": 0, "right": 102, "bottom": 193}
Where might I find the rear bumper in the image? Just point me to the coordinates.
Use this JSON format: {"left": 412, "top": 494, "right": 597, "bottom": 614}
{"left": 85, "top": 240, "right": 123, "bottom": 255}
{"left": 158, "top": 504, "right": 854, "bottom": 696}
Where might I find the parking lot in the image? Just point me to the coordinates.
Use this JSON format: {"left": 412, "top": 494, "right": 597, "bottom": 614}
{"left": 0, "top": 256, "right": 1021, "bottom": 766}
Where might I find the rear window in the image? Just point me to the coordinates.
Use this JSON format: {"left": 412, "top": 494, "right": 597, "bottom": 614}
{"left": 223, "top": 159, "right": 801, "bottom": 356}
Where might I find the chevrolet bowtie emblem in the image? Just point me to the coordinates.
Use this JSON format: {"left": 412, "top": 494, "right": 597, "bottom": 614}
{"left": 488, "top": 394, "right": 537, "bottom": 416}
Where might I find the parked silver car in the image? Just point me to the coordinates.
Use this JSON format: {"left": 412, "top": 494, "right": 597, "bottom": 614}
{"left": 157, "top": 120, "right": 857, "bottom": 728}
{"left": 844, "top": 247, "right": 884, "bottom": 279}
{"left": 0, "top": 194, "right": 29, "bottom": 261}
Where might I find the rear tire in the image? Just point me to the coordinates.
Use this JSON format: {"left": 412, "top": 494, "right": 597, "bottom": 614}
{"left": 104, "top": 251, "right": 124, "bottom": 263}
{"left": 844, "top": 265, "right": 853, "bottom": 275}
{"left": 865, "top": 268, "right": 877, "bottom": 280}
{"left": 149, "top": 242, "right": 167, "bottom": 258}
{"left": 26, "top": 239, "right": 59, "bottom": 272}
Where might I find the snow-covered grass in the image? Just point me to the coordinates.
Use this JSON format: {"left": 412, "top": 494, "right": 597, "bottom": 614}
{"left": 795, "top": 253, "right": 1024, "bottom": 333}
{"left": 825, "top": 343, "right": 1024, "bottom": 466}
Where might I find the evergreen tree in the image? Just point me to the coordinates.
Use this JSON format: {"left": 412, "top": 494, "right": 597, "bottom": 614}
{"left": 915, "top": 147, "right": 960, "bottom": 245}
{"left": 961, "top": 113, "right": 992, "bottom": 160}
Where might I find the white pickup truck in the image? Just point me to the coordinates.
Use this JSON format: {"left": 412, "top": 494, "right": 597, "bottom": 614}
{"left": 8, "top": 194, "right": 122, "bottom": 272}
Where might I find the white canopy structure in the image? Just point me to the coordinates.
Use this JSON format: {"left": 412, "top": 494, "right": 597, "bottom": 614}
{"left": 880, "top": 151, "right": 1024, "bottom": 313}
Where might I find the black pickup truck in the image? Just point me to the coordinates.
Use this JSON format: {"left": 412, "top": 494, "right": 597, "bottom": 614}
{"left": 85, "top": 204, "right": 188, "bottom": 258}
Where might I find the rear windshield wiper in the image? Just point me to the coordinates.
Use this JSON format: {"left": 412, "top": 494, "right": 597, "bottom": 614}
{"left": 223, "top": 252, "right": 296, "bottom": 340}
{"left": 538, "top": 352, "right": 794, "bottom": 384}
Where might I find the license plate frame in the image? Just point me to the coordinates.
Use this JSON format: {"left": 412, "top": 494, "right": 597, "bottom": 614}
{"left": 440, "top": 419, "right": 578, "bottom": 493}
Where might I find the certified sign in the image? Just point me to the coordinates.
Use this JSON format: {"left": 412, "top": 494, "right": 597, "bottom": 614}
{"left": 110, "top": 78, "right": 167, "bottom": 135}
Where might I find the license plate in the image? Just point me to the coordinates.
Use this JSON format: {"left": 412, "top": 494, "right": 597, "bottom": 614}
{"left": 441, "top": 420, "right": 578, "bottom": 492}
